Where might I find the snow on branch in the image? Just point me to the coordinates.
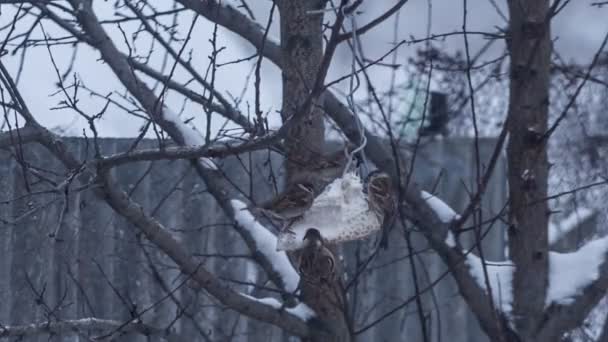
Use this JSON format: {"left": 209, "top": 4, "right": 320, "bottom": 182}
{"left": 546, "top": 236, "right": 608, "bottom": 306}
{"left": 445, "top": 231, "right": 457, "bottom": 247}
{"left": 548, "top": 208, "right": 596, "bottom": 245}
{"left": 420, "top": 190, "right": 461, "bottom": 223}
{"left": 276, "top": 172, "right": 381, "bottom": 251}
{"left": 0, "top": 318, "right": 175, "bottom": 341}
{"left": 465, "top": 253, "right": 514, "bottom": 314}
{"left": 241, "top": 294, "right": 316, "bottom": 321}
{"left": 231, "top": 200, "right": 300, "bottom": 292}
{"left": 163, "top": 108, "right": 218, "bottom": 170}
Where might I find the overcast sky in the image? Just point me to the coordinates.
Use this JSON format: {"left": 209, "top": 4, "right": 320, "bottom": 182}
{"left": 1, "top": 0, "right": 606, "bottom": 138}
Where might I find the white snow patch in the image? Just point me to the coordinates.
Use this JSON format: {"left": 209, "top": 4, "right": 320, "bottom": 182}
{"left": 465, "top": 253, "right": 514, "bottom": 314}
{"left": 276, "top": 172, "right": 381, "bottom": 251}
{"left": 231, "top": 200, "right": 299, "bottom": 292}
{"left": 548, "top": 208, "right": 595, "bottom": 245}
{"left": 244, "top": 260, "right": 258, "bottom": 294}
{"left": 163, "top": 108, "right": 218, "bottom": 170}
{"left": 287, "top": 302, "right": 316, "bottom": 321}
{"left": 445, "top": 231, "right": 456, "bottom": 248}
{"left": 241, "top": 294, "right": 316, "bottom": 321}
{"left": 421, "top": 190, "right": 461, "bottom": 223}
{"left": 546, "top": 236, "right": 608, "bottom": 306}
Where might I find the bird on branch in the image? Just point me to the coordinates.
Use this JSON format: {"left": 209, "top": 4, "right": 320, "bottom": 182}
{"left": 297, "top": 228, "right": 345, "bottom": 322}
{"left": 259, "top": 181, "right": 316, "bottom": 234}
{"left": 298, "top": 228, "right": 337, "bottom": 286}
{"left": 257, "top": 146, "right": 354, "bottom": 234}
{"left": 364, "top": 170, "right": 397, "bottom": 249}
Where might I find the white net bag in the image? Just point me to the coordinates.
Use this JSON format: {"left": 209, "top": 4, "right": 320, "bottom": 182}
{"left": 276, "top": 172, "right": 381, "bottom": 251}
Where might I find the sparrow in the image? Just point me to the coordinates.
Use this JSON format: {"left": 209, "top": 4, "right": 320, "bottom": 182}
{"left": 298, "top": 228, "right": 337, "bottom": 285}
{"left": 364, "top": 170, "right": 397, "bottom": 249}
{"left": 259, "top": 148, "right": 352, "bottom": 233}
{"left": 259, "top": 182, "right": 315, "bottom": 234}
{"left": 297, "top": 228, "right": 345, "bottom": 320}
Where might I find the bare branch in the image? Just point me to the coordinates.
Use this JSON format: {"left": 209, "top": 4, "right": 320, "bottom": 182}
{"left": 0, "top": 318, "right": 179, "bottom": 342}
{"left": 97, "top": 138, "right": 282, "bottom": 169}
{"left": 65, "top": 0, "right": 297, "bottom": 294}
{"left": 95, "top": 169, "right": 310, "bottom": 337}
{"left": 337, "top": 0, "right": 409, "bottom": 42}
{"left": 175, "top": 0, "right": 283, "bottom": 66}
{"left": 1, "top": 9, "right": 304, "bottom": 332}
{"left": 127, "top": 56, "right": 254, "bottom": 132}
{"left": 0, "top": 124, "right": 39, "bottom": 148}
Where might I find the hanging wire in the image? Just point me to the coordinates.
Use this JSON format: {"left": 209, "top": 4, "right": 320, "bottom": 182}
{"left": 341, "top": 6, "right": 370, "bottom": 178}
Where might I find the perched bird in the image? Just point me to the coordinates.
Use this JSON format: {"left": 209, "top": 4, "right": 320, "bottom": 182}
{"left": 297, "top": 228, "right": 345, "bottom": 321}
{"left": 259, "top": 182, "right": 315, "bottom": 234}
{"left": 258, "top": 148, "right": 352, "bottom": 233}
{"left": 364, "top": 170, "right": 397, "bottom": 249}
{"left": 298, "top": 228, "right": 337, "bottom": 285}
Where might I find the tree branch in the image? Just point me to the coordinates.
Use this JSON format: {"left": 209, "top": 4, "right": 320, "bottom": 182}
{"left": 97, "top": 137, "right": 283, "bottom": 169}
{"left": 0, "top": 124, "right": 40, "bottom": 149}
{"left": 548, "top": 208, "right": 597, "bottom": 249}
{"left": 172, "top": 0, "right": 507, "bottom": 337}
{"left": 175, "top": 0, "right": 283, "bottom": 66}
{"left": 323, "top": 79, "right": 510, "bottom": 338}
{"left": 37, "top": 3, "right": 254, "bottom": 132}
{"left": 95, "top": 169, "right": 309, "bottom": 337}
{"left": 538, "top": 238, "right": 608, "bottom": 341}
{"left": 65, "top": 0, "right": 297, "bottom": 295}
{"left": 337, "top": 0, "right": 409, "bottom": 42}
{"left": 0, "top": 318, "right": 179, "bottom": 342}
{"left": 1, "top": 52, "right": 307, "bottom": 337}
{"left": 126, "top": 57, "right": 254, "bottom": 132}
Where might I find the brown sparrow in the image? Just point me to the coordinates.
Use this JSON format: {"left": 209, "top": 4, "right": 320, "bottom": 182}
{"left": 298, "top": 228, "right": 337, "bottom": 285}
{"left": 259, "top": 182, "right": 315, "bottom": 234}
{"left": 364, "top": 170, "right": 397, "bottom": 249}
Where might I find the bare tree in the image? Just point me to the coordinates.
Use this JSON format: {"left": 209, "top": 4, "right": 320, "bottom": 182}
{"left": 1, "top": 1, "right": 608, "bottom": 341}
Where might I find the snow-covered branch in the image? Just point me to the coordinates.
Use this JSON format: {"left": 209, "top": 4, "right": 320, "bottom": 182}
{"left": 97, "top": 171, "right": 310, "bottom": 336}
{"left": 465, "top": 253, "right": 514, "bottom": 314}
{"left": 538, "top": 236, "right": 608, "bottom": 340}
{"left": 240, "top": 294, "right": 316, "bottom": 321}
{"left": 546, "top": 236, "right": 608, "bottom": 306}
{"left": 231, "top": 200, "right": 300, "bottom": 293}
{"left": 162, "top": 108, "right": 218, "bottom": 170}
{"left": 65, "top": 0, "right": 301, "bottom": 296}
{"left": 420, "top": 190, "right": 461, "bottom": 223}
{"left": 548, "top": 208, "right": 596, "bottom": 246}
{"left": 0, "top": 318, "right": 176, "bottom": 341}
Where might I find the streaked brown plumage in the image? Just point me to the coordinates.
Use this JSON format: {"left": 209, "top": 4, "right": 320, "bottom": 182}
{"left": 364, "top": 170, "right": 397, "bottom": 249}
{"left": 263, "top": 182, "right": 315, "bottom": 218}
{"left": 297, "top": 228, "right": 345, "bottom": 321}
{"left": 258, "top": 182, "right": 315, "bottom": 234}
{"left": 258, "top": 149, "right": 351, "bottom": 233}
{"left": 298, "top": 228, "right": 337, "bottom": 285}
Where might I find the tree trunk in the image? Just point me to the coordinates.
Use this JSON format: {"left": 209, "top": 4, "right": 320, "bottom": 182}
{"left": 277, "top": 1, "right": 351, "bottom": 341}
{"left": 505, "top": 0, "right": 551, "bottom": 340}
{"left": 278, "top": 0, "right": 326, "bottom": 182}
